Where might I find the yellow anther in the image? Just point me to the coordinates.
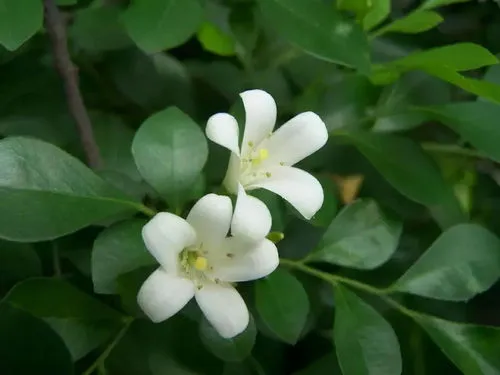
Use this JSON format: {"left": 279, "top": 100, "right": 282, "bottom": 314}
{"left": 194, "top": 256, "right": 208, "bottom": 271}
{"left": 265, "top": 172, "right": 272, "bottom": 178}
{"left": 259, "top": 149, "right": 269, "bottom": 160}
{"left": 248, "top": 141, "right": 254, "bottom": 147}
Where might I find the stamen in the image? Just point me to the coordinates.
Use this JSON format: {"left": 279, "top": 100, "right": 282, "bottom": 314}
{"left": 226, "top": 253, "right": 234, "bottom": 258}
{"left": 251, "top": 148, "right": 269, "bottom": 166}
{"left": 248, "top": 141, "right": 254, "bottom": 148}
{"left": 265, "top": 172, "right": 272, "bottom": 178}
{"left": 194, "top": 256, "right": 208, "bottom": 271}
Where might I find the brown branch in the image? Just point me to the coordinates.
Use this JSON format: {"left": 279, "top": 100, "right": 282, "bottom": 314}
{"left": 43, "top": 0, "right": 101, "bottom": 169}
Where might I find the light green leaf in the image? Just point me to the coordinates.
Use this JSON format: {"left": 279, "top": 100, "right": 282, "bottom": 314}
{"left": 70, "top": 6, "right": 131, "bottom": 52}
{"left": 197, "top": 22, "right": 236, "bottom": 56}
{"left": 0, "top": 303, "right": 73, "bottom": 374}
{"left": 337, "top": 0, "right": 371, "bottom": 17}
{"left": 392, "top": 224, "right": 500, "bottom": 301}
{"left": 132, "top": 107, "right": 208, "bottom": 206}
{"left": 92, "top": 219, "right": 154, "bottom": 294}
{"left": 0, "top": 0, "right": 43, "bottom": 51}
{"left": 200, "top": 315, "right": 256, "bottom": 362}
{"left": 379, "top": 10, "right": 443, "bottom": 35}
{"left": 255, "top": 268, "right": 309, "bottom": 344}
{"left": 334, "top": 285, "right": 402, "bottom": 375}
{"left": 363, "top": 0, "right": 390, "bottom": 30}
{"left": 4, "top": 278, "right": 123, "bottom": 360}
{"left": 420, "top": 101, "right": 500, "bottom": 162}
{"left": 0, "top": 137, "right": 144, "bottom": 242}
{"left": 421, "top": 0, "right": 472, "bottom": 10}
{"left": 122, "top": 0, "right": 203, "bottom": 52}
{"left": 415, "top": 314, "right": 500, "bottom": 375}
{"left": 339, "top": 132, "right": 465, "bottom": 229}
{"left": 310, "top": 199, "right": 401, "bottom": 269}
{"left": 257, "top": 0, "right": 370, "bottom": 73}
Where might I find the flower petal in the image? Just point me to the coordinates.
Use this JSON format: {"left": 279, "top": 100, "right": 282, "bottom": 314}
{"left": 223, "top": 152, "right": 241, "bottom": 194}
{"left": 195, "top": 283, "right": 249, "bottom": 338}
{"left": 137, "top": 268, "right": 195, "bottom": 323}
{"left": 142, "top": 213, "right": 197, "bottom": 273}
{"left": 206, "top": 113, "right": 240, "bottom": 156}
{"left": 186, "top": 194, "right": 232, "bottom": 249}
{"left": 261, "top": 111, "right": 327, "bottom": 167}
{"left": 231, "top": 184, "right": 272, "bottom": 241}
{"left": 240, "top": 90, "right": 277, "bottom": 155}
{"left": 212, "top": 238, "right": 279, "bottom": 282}
{"left": 247, "top": 166, "right": 324, "bottom": 220}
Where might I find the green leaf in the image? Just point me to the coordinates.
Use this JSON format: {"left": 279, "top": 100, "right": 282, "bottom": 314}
{"left": 363, "top": 0, "right": 390, "bottom": 30}
{"left": 421, "top": 0, "right": 472, "bottom": 10}
{"left": 334, "top": 285, "right": 402, "bottom": 375}
{"left": 5, "top": 278, "right": 123, "bottom": 360}
{"left": 257, "top": 0, "right": 370, "bottom": 73}
{"left": 122, "top": 0, "right": 203, "bottom": 52}
{"left": 255, "top": 268, "right": 309, "bottom": 344}
{"left": 197, "top": 22, "right": 236, "bottom": 56}
{"left": 310, "top": 199, "right": 402, "bottom": 269}
{"left": 392, "top": 224, "right": 500, "bottom": 301}
{"left": 70, "top": 6, "right": 131, "bottom": 52}
{"left": 56, "top": 0, "right": 77, "bottom": 4}
{"left": 415, "top": 314, "right": 500, "bottom": 375}
{"left": 380, "top": 10, "right": 443, "bottom": 34}
{"left": 420, "top": 101, "right": 500, "bottom": 162}
{"left": 310, "top": 175, "right": 338, "bottom": 228}
{"left": 0, "top": 0, "right": 43, "bottom": 51}
{"left": 92, "top": 219, "right": 155, "bottom": 294}
{"left": 0, "top": 241, "right": 41, "bottom": 293}
{"left": 0, "top": 303, "right": 73, "bottom": 375}
{"left": 200, "top": 315, "right": 257, "bottom": 362}
{"left": 337, "top": 0, "right": 371, "bottom": 17}
{"left": 0, "top": 137, "right": 144, "bottom": 242}
{"left": 132, "top": 107, "right": 208, "bottom": 206}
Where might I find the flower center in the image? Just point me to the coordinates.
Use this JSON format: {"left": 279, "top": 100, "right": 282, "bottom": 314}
{"left": 178, "top": 246, "right": 213, "bottom": 288}
{"left": 239, "top": 141, "right": 274, "bottom": 186}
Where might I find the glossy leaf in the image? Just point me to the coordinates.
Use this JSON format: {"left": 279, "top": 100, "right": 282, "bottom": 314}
{"left": 122, "top": 0, "right": 203, "bottom": 52}
{"left": 363, "top": 0, "right": 390, "bottom": 30}
{"left": 392, "top": 224, "right": 500, "bottom": 301}
{"left": 421, "top": 101, "right": 500, "bottom": 162}
{"left": 255, "top": 268, "right": 309, "bottom": 344}
{"left": 92, "top": 219, "right": 154, "bottom": 294}
{"left": 334, "top": 285, "right": 402, "bottom": 375}
{"left": 257, "top": 0, "right": 370, "bottom": 73}
{"left": 310, "top": 199, "right": 401, "bottom": 269}
{"left": 132, "top": 107, "right": 208, "bottom": 206}
{"left": 0, "top": 0, "right": 43, "bottom": 51}
{"left": 197, "top": 22, "right": 236, "bottom": 56}
{"left": 200, "top": 315, "right": 257, "bottom": 362}
{"left": 0, "top": 303, "right": 73, "bottom": 375}
{"left": 415, "top": 314, "right": 500, "bottom": 375}
{"left": 0, "top": 137, "right": 142, "bottom": 242}
{"left": 380, "top": 10, "right": 443, "bottom": 35}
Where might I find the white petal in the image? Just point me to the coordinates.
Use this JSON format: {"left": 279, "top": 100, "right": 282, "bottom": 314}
{"left": 195, "top": 283, "right": 249, "bottom": 339}
{"left": 206, "top": 113, "right": 240, "bottom": 156}
{"left": 186, "top": 194, "right": 232, "bottom": 249}
{"left": 261, "top": 112, "right": 327, "bottom": 166}
{"left": 223, "top": 152, "right": 241, "bottom": 194}
{"left": 240, "top": 90, "right": 277, "bottom": 155}
{"left": 231, "top": 184, "right": 272, "bottom": 241}
{"left": 142, "top": 213, "right": 197, "bottom": 273}
{"left": 212, "top": 238, "right": 279, "bottom": 282}
{"left": 137, "top": 268, "right": 195, "bottom": 323}
{"left": 247, "top": 166, "right": 324, "bottom": 220}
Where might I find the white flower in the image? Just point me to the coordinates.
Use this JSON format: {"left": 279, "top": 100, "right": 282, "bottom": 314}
{"left": 206, "top": 89, "right": 328, "bottom": 233}
{"left": 137, "top": 193, "right": 279, "bottom": 339}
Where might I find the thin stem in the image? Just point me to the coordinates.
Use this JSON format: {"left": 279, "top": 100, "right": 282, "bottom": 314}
{"left": 82, "top": 318, "right": 133, "bottom": 375}
{"left": 43, "top": 0, "right": 102, "bottom": 169}
{"left": 137, "top": 204, "right": 157, "bottom": 218}
{"left": 52, "top": 242, "right": 62, "bottom": 277}
{"left": 421, "top": 142, "right": 485, "bottom": 159}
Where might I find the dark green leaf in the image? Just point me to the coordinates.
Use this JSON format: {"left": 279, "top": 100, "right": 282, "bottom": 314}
{"left": 92, "top": 219, "right": 154, "bottom": 294}
{"left": 0, "top": 241, "right": 41, "bottom": 293}
{"left": 0, "top": 303, "right": 73, "bottom": 375}
{"left": 310, "top": 199, "right": 401, "bottom": 269}
{"left": 257, "top": 0, "right": 370, "bottom": 73}
{"left": 0, "top": 137, "right": 144, "bottom": 242}
{"left": 334, "top": 285, "right": 402, "bottom": 375}
{"left": 0, "top": 0, "right": 43, "bottom": 51}
{"left": 255, "top": 268, "right": 309, "bottom": 344}
{"left": 122, "top": 0, "right": 203, "bottom": 52}
{"left": 200, "top": 315, "right": 256, "bottom": 362}
{"left": 132, "top": 107, "right": 208, "bottom": 207}
{"left": 392, "top": 224, "right": 500, "bottom": 301}
{"left": 380, "top": 10, "right": 443, "bottom": 34}
{"left": 420, "top": 101, "right": 500, "bottom": 162}
{"left": 310, "top": 175, "right": 338, "bottom": 228}
{"left": 415, "top": 314, "right": 500, "bottom": 375}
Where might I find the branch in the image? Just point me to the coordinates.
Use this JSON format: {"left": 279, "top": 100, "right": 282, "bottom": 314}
{"left": 43, "top": 0, "right": 101, "bottom": 169}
